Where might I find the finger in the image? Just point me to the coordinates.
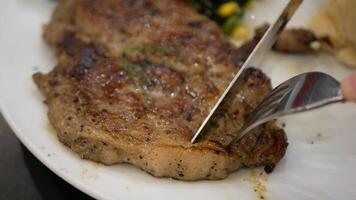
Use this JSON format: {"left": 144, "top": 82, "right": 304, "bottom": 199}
{"left": 341, "top": 74, "right": 356, "bottom": 102}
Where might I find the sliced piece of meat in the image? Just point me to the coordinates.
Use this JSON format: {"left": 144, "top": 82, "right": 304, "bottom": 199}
{"left": 274, "top": 29, "right": 318, "bottom": 53}
{"left": 256, "top": 23, "right": 319, "bottom": 54}
{"left": 33, "top": 0, "right": 288, "bottom": 180}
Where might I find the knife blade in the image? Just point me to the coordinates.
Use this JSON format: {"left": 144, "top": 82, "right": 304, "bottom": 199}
{"left": 191, "top": 0, "right": 303, "bottom": 143}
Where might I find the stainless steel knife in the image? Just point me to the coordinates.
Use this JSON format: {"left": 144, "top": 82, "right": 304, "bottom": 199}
{"left": 191, "top": 0, "right": 303, "bottom": 143}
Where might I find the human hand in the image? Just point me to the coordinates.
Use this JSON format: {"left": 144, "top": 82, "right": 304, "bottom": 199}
{"left": 341, "top": 74, "right": 356, "bottom": 102}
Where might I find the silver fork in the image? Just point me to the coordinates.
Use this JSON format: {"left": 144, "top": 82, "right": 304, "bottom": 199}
{"left": 229, "top": 71, "right": 346, "bottom": 147}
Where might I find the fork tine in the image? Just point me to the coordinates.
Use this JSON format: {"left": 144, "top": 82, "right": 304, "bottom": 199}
{"left": 267, "top": 83, "right": 290, "bottom": 96}
{"left": 229, "top": 80, "right": 293, "bottom": 148}
{"left": 228, "top": 99, "right": 282, "bottom": 148}
{"left": 254, "top": 91, "right": 286, "bottom": 111}
{"left": 245, "top": 101, "right": 278, "bottom": 125}
{"left": 229, "top": 115, "right": 274, "bottom": 148}
{"left": 249, "top": 87, "right": 289, "bottom": 117}
{"left": 251, "top": 85, "right": 290, "bottom": 113}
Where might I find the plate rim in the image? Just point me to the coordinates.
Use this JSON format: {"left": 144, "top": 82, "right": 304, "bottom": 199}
{"left": 0, "top": 104, "right": 105, "bottom": 200}
{"left": 1, "top": 0, "right": 354, "bottom": 199}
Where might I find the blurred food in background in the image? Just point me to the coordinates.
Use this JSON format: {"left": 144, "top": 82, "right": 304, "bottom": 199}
{"left": 310, "top": 0, "right": 356, "bottom": 68}
{"left": 192, "top": 0, "right": 356, "bottom": 69}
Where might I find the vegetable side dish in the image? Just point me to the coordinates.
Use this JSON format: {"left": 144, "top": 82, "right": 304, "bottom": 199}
{"left": 191, "top": 0, "right": 252, "bottom": 40}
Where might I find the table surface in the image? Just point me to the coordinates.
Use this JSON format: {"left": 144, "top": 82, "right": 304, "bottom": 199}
{"left": 0, "top": 114, "right": 93, "bottom": 200}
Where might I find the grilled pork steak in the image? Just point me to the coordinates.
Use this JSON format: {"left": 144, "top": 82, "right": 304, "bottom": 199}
{"left": 33, "top": 0, "right": 288, "bottom": 180}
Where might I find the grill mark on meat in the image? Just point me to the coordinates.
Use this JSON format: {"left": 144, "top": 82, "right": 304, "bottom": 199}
{"left": 69, "top": 47, "right": 99, "bottom": 78}
{"left": 59, "top": 32, "right": 83, "bottom": 56}
{"left": 33, "top": 0, "right": 288, "bottom": 180}
{"left": 144, "top": 65, "right": 184, "bottom": 90}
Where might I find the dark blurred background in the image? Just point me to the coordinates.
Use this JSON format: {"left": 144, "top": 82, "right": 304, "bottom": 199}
{"left": 0, "top": 114, "right": 93, "bottom": 200}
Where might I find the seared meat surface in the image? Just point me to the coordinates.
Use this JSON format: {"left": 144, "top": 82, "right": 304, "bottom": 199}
{"left": 33, "top": 0, "right": 287, "bottom": 180}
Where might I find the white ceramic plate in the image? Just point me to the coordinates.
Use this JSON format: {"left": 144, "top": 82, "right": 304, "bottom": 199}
{"left": 1, "top": 1, "right": 356, "bottom": 199}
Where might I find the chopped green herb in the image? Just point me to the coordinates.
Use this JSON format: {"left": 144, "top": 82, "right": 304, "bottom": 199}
{"left": 117, "top": 59, "right": 153, "bottom": 91}
{"left": 122, "top": 43, "right": 176, "bottom": 57}
{"left": 140, "top": 43, "right": 156, "bottom": 54}
{"left": 118, "top": 43, "right": 181, "bottom": 90}
{"left": 119, "top": 60, "right": 139, "bottom": 77}
{"left": 162, "top": 60, "right": 174, "bottom": 67}
{"left": 141, "top": 43, "right": 174, "bottom": 57}
{"left": 122, "top": 46, "right": 136, "bottom": 56}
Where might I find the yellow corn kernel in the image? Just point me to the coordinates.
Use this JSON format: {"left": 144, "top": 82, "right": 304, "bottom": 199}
{"left": 232, "top": 25, "right": 250, "bottom": 40}
{"left": 218, "top": 2, "right": 240, "bottom": 18}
